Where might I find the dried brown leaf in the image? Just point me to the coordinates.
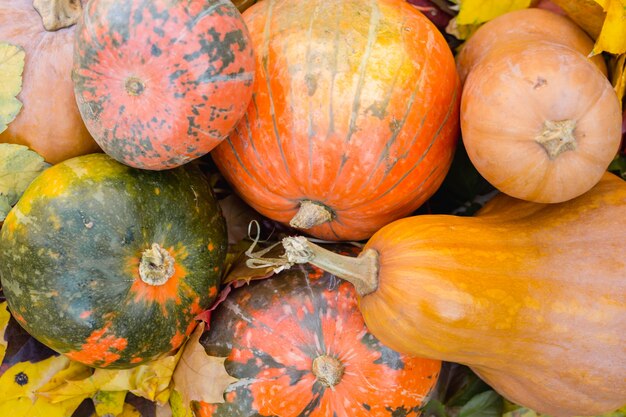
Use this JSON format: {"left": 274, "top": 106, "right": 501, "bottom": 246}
{"left": 172, "top": 323, "right": 238, "bottom": 407}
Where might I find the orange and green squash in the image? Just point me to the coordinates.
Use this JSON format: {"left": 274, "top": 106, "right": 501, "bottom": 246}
{"left": 0, "top": 154, "right": 227, "bottom": 368}
{"left": 196, "top": 257, "right": 441, "bottom": 417}
{"left": 457, "top": 8, "right": 621, "bottom": 203}
{"left": 212, "top": 0, "right": 460, "bottom": 241}
{"left": 281, "top": 172, "right": 626, "bottom": 417}
{"left": 72, "top": 0, "right": 255, "bottom": 170}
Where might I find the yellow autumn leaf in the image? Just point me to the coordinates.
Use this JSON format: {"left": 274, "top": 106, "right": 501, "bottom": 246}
{"left": 0, "top": 395, "right": 85, "bottom": 417}
{"left": 455, "top": 0, "right": 533, "bottom": 25}
{"left": 0, "top": 143, "right": 50, "bottom": 221}
{"left": 446, "top": 0, "right": 532, "bottom": 40}
{"left": 503, "top": 404, "right": 626, "bottom": 417}
{"left": 0, "top": 302, "right": 10, "bottom": 363}
{"left": 40, "top": 350, "right": 183, "bottom": 406}
{"left": 93, "top": 390, "right": 126, "bottom": 417}
{"left": 116, "top": 403, "right": 143, "bottom": 417}
{"left": 549, "top": 0, "right": 605, "bottom": 39}
{"left": 592, "top": 0, "right": 626, "bottom": 54}
{"left": 0, "top": 355, "right": 75, "bottom": 402}
{"left": 0, "top": 355, "right": 90, "bottom": 417}
{"left": 0, "top": 42, "right": 25, "bottom": 133}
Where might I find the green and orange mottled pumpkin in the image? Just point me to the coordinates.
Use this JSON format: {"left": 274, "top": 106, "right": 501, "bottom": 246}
{"left": 72, "top": 0, "right": 255, "bottom": 170}
{"left": 195, "top": 258, "right": 441, "bottom": 417}
{"left": 0, "top": 154, "right": 227, "bottom": 368}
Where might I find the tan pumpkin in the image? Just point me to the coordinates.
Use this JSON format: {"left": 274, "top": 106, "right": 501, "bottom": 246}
{"left": 456, "top": 8, "right": 607, "bottom": 83}
{"left": 0, "top": 0, "right": 99, "bottom": 164}
{"left": 457, "top": 8, "right": 621, "bottom": 204}
{"left": 280, "top": 172, "right": 626, "bottom": 417}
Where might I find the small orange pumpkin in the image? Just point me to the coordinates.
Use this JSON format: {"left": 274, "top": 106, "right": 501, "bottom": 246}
{"left": 457, "top": 9, "right": 621, "bottom": 203}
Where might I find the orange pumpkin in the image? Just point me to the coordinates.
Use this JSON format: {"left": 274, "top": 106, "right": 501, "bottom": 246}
{"left": 281, "top": 172, "right": 626, "bottom": 417}
{"left": 197, "top": 257, "right": 440, "bottom": 417}
{"left": 456, "top": 8, "right": 607, "bottom": 83}
{"left": 0, "top": 0, "right": 99, "bottom": 164}
{"left": 457, "top": 9, "right": 621, "bottom": 203}
{"left": 212, "top": 0, "right": 460, "bottom": 241}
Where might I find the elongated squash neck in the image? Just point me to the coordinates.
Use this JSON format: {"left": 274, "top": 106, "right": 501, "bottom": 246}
{"left": 33, "top": 0, "right": 82, "bottom": 31}
{"left": 139, "top": 243, "right": 175, "bottom": 286}
{"left": 282, "top": 237, "right": 379, "bottom": 296}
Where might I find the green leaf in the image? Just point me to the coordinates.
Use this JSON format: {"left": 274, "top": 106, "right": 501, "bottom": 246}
{"left": 421, "top": 399, "right": 450, "bottom": 417}
{"left": 93, "top": 390, "right": 126, "bottom": 417}
{"left": 0, "top": 143, "right": 49, "bottom": 221}
{"left": 458, "top": 390, "right": 503, "bottom": 417}
{"left": 169, "top": 390, "right": 193, "bottom": 417}
{"left": 608, "top": 154, "right": 626, "bottom": 180}
{"left": 445, "top": 368, "right": 492, "bottom": 407}
{"left": 0, "top": 42, "right": 25, "bottom": 133}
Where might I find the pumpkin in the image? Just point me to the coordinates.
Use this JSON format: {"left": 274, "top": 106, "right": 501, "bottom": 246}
{"left": 211, "top": 0, "right": 460, "bottom": 241}
{"left": 72, "top": 0, "right": 255, "bottom": 170}
{"left": 280, "top": 172, "right": 626, "bottom": 417}
{"left": 0, "top": 153, "right": 227, "bottom": 369}
{"left": 457, "top": 9, "right": 621, "bottom": 203}
{"left": 456, "top": 8, "right": 607, "bottom": 84}
{"left": 0, "top": 0, "right": 100, "bottom": 165}
{"left": 196, "top": 257, "right": 441, "bottom": 417}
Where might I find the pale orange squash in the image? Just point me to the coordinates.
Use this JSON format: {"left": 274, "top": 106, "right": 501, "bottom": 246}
{"left": 280, "top": 172, "right": 626, "bottom": 417}
{"left": 0, "top": 0, "right": 100, "bottom": 164}
{"left": 456, "top": 8, "right": 607, "bottom": 83}
{"left": 457, "top": 9, "right": 621, "bottom": 204}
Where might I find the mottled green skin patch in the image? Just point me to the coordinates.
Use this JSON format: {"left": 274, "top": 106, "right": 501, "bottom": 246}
{"left": 0, "top": 154, "right": 227, "bottom": 369}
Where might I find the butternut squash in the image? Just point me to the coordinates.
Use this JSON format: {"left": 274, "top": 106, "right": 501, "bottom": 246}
{"left": 280, "top": 172, "right": 626, "bottom": 417}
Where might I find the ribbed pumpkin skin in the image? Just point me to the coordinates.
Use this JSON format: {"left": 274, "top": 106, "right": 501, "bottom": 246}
{"left": 0, "top": 0, "right": 99, "bottom": 164}
{"left": 73, "top": 0, "right": 255, "bottom": 170}
{"left": 197, "top": 261, "right": 441, "bottom": 417}
{"left": 0, "top": 154, "right": 227, "bottom": 369}
{"left": 212, "top": 0, "right": 460, "bottom": 241}
{"left": 359, "top": 173, "right": 626, "bottom": 417}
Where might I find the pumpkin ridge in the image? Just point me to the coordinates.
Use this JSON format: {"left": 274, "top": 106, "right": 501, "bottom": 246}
{"left": 241, "top": 111, "right": 275, "bottom": 182}
{"left": 260, "top": 0, "right": 292, "bottom": 179}
{"left": 345, "top": 86, "right": 457, "bottom": 212}
{"left": 304, "top": 2, "right": 322, "bottom": 183}
{"left": 355, "top": 57, "right": 426, "bottom": 196}
{"left": 326, "top": 0, "right": 381, "bottom": 199}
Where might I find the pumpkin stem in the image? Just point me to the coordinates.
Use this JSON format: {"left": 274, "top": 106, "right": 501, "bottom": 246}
{"left": 289, "top": 200, "right": 335, "bottom": 230}
{"left": 535, "top": 119, "right": 577, "bottom": 160}
{"left": 282, "top": 236, "right": 379, "bottom": 296}
{"left": 139, "top": 243, "right": 175, "bottom": 286}
{"left": 312, "top": 355, "right": 344, "bottom": 387}
{"left": 33, "top": 0, "right": 82, "bottom": 31}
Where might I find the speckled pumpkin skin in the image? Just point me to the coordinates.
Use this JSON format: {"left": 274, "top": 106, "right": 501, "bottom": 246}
{"left": 197, "top": 259, "right": 441, "bottom": 417}
{"left": 72, "top": 0, "right": 255, "bottom": 170}
{"left": 0, "top": 154, "right": 227, "bottom": 368}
